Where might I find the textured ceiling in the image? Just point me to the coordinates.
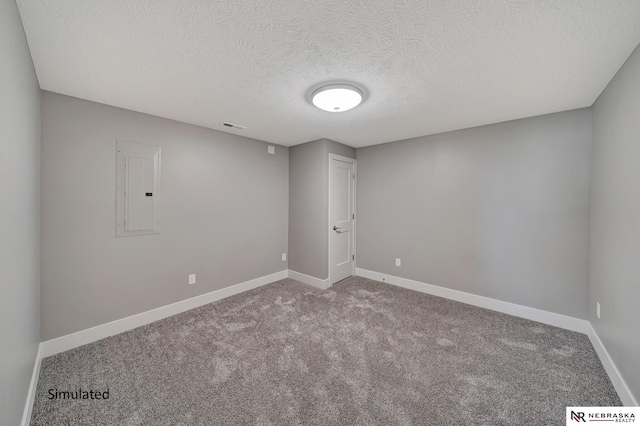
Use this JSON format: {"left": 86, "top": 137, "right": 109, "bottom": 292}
{"left": 17, "top": 0, "right": 640, "bottom": 148}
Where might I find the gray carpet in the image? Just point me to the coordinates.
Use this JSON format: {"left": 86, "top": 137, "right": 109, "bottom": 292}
{"left": 31, "top": 277, "right": 620, "bottom": 425}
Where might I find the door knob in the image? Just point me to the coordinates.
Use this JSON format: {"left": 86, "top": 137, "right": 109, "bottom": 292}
{"left": 333, "top": 226, "right": 341, "bottom": 231}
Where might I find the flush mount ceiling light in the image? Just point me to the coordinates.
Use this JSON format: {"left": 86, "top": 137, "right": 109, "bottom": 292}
{"left": 311, "top": 84, "right": 363, "bottom": 112}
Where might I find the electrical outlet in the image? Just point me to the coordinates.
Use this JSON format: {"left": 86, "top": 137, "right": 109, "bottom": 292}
{"left": 268, "top": 145, "right": 275, "bottom": 154}
{"left": 282, "top": 253, "right": 287, "bottom": 261}
{"left": 188, "top": 274, "right": 196, "bottom": 285}
{"left": 395, "top": 258, "right": 401, "bottom": 267}
{"left": 596, "top": 302, "right": 601, "bottom": 319}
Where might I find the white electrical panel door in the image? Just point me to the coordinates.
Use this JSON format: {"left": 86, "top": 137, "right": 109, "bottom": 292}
{"left": 116, "top": 140, "right": 161, "bottom": 237}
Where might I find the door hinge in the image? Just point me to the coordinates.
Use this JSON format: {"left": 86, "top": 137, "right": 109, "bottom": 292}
{"left": 352, "top": 254, "right": 355, "bottom": 260}
{"left": 352, "top": 214, "right": 355, "bottom": 219}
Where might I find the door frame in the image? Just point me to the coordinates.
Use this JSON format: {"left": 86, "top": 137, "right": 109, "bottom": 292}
{"left": 328, "top": 153, "right": 357, "bottom": 285}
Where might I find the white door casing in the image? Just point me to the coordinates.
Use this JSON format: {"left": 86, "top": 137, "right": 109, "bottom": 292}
{"left": 329, "top": 154, "right": 356, "bottom": 285}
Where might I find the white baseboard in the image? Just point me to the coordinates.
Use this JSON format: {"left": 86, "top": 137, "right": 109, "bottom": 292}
{"left": 355, "top": 268, "right": 589, "bottom": 334}
{"left": 587, "top": 324, "right": 638, "bottom": 406}
{"left": 22, "top": 267, "right": 637, "bottom": 421}
{"left": 355, "top": 268, "right": 640, "bottom": 405}
{"left": 40, "top": 270, "right": 288, "bottom": 358}
{"left": 21, "top": 344, "right": 42, "bottom": 426}
{"left": 288, "top": 270, "right": 331, "bottom": 290}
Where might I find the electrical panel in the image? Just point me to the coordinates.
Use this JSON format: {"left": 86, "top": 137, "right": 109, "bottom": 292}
{"left": 116, "top": 140, "right": 161, "bottom": 237}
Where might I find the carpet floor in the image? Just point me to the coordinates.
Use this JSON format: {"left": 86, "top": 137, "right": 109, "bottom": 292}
{"left": 31, "top": 276, "right": 620, "bottom": 425}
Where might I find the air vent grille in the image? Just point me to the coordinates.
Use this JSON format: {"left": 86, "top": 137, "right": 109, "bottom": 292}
{"left": 222, "top": 122, "right": 246, "bottom": 130}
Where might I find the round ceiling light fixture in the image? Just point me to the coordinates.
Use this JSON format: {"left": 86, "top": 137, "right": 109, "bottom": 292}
{"left": 311, "top": 84, "right": 363, "bottom": 112}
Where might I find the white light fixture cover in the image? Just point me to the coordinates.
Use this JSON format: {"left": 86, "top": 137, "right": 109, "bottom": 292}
{"left": 312, "top": 84, "right": 363, "bottom": 112}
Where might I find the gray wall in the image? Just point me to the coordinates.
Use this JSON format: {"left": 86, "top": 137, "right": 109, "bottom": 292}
{"left": 590, "top": 44, "right": 640, "bottom": 401}
{"left": 289, "top": 140, "right": 326, "bottom": 279}
{"left": 289, "top": 139, "right": 355, "bottom": 279}
{"left": 0, "top": 0, "right": 41, "bottom": 424}
{"left": 356, "top": 109, "right": 592, "bottom": 319}
{"left": 41, "top": 92, "right": 289, "bottom": 340}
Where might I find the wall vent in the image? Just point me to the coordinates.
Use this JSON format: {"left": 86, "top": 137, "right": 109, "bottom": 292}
{"left": 222, "top": 122, "right": 246, "bottom": 130}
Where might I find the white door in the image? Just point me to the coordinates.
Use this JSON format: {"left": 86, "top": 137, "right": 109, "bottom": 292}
{"left": 329, "top": 154, "right": 355, "bottom": 285}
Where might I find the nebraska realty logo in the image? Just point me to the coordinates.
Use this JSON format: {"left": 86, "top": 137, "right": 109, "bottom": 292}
{"left": 567, "top": 407, "right": 639, "bottom": 424}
